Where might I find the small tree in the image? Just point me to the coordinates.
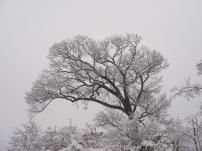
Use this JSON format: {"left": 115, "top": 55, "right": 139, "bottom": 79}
{"left": 8, "top": 119, "right": 41, "bottom": 151}
{"left": 26, "top": 34, "right": 169, "bottom": 120}
{"left": 184, "top": 114, "right": 202, "bottom": 151}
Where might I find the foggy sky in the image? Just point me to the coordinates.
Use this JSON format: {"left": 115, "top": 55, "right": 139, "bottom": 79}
{"left": 0, "top": 0, "right": 202, "bottom": 150}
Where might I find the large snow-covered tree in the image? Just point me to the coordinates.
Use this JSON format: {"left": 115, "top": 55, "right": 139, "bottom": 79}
{"left": 26, "top": 34, "right": 169, "bottom": 120}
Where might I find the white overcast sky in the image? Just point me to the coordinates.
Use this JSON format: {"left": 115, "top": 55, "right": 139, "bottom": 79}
{"left": 0, "top": 0, "right": 202, "bottom": 150}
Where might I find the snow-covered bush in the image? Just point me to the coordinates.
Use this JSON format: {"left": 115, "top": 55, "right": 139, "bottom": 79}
{"left": 11, "top": 111, "right": 198, "bottom": 151}
{"left": 80, "top": 126, "right": 103, "bottom": 149}
{"left": 40, "top": 125, "right": 80, "bottom": 151}
{"left": 93, "top": 109, "right": 175, "bottom": 151}
{"left": 8, "top": 119, "right": 42, "bottom": 151}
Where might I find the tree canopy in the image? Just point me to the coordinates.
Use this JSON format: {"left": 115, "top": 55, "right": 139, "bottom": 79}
{"left": 26, "top": 34, "right": 169, "bottom": 120}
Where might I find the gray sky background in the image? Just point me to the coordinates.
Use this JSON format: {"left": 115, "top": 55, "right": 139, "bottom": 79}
{"left": 0, "top": 0, "right": 202, "bottom": 150}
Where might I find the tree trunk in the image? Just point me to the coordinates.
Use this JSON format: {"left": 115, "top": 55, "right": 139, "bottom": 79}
{"left": 127, "top": 112, "right": 134, "bottom": 120}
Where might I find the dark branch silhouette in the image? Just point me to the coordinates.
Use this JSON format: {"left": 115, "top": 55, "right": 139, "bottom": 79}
{"left": 26, "top": 34, "right": 169, "bottom": 120}
{"left": 173, "top": 60, "right": 202, "bottom": 99}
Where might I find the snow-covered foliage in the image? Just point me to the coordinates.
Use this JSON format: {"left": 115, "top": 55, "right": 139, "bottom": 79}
{"left": 7, "top": 113, "right": 173, "bottom": 151}
{"left": 40, "top": 125, "right": 78, "bottom": 151}
{"left": 8, "top": 110, "right": 202, "bottom": 151}
{"left": 92, "top": 109, "right": 175, "bottom": 151}
{"left": 8, "top": 119, "right": 42, "bottom": 151}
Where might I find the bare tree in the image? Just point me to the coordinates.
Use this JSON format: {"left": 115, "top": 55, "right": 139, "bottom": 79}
{"left": 173, "top": 60, "right": 202, "bottom": 99}
{"left": 26, "top": 34, "right": 169, "bottom": 120}
{"left": 8, "top": 119, "right": 41, "bottom": 151}
{"left": 183, "top": 114, "right": 202, "bottom": 151}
